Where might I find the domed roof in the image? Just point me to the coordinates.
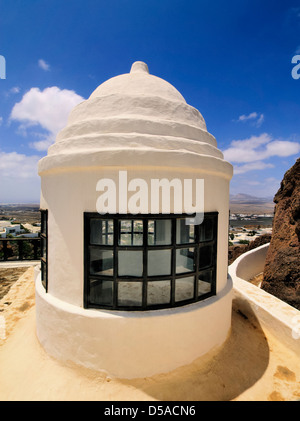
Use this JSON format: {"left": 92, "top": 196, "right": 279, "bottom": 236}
{"left": 89, "top": 61, "right": 186, "bottom": 104}
{"left": 43, "top": 61, "right": 232, "bottom": 173}
{"left": 53, "top": 61, "right": 214, "bottom": 146}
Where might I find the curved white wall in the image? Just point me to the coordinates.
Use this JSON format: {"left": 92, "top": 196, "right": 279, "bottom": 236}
{"left": 229, "top": 243, "right": 300, "bottom": 356}
{"left": 36, "top": 62, "right": 234, "bottom": 377}
{"left": 35, "top": 270, "right": 232, "bottom": 378}
{"left": 230, "top": 243, "right": 269, "bottom": 282}
{"left": 40, "top": 163, "right": 231, "bottom": 306}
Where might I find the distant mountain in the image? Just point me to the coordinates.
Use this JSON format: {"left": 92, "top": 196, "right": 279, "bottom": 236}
{"left": 230, "top": 193, "right": 273, "bottom": 204}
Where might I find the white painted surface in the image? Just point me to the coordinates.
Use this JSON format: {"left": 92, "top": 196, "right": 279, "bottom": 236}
{"left": 36, "top": 62, "right": 234, "bottom": 376}
{"left": 35, "top": 271, "right": 233, "bottom": 378}
{"left": 229, "top": 244, "right": 300, "bottom": 356}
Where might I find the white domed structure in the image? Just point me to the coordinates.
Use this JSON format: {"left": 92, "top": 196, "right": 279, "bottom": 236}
{"left": 36, "top": 62, "right": 233, "bottom": 378}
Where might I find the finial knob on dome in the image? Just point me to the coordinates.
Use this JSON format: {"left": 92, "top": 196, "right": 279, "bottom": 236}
{"left": 130, "top": 61, "right": 149, "bottom": 74}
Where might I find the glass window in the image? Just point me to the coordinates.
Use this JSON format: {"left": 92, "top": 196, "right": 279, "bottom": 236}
{"left": 118, "top": 281, "right": 143, "bottom": 306}
{"left": 199, "top": 218, "right": 214, "bottom": 242}
{"left": 89, "top": 248, "right": 114, "bottom": 276}
{"left": 148, "top": 249, "right": 171, "bottom": 276}
{"left": 176, "top": 219, "right": 195, "bottom": 244}
{"left": 147, "top": 280, "right": 171, "bottom": 306}
{"left": 119, "top": 220, "right": 143, "bottom": 246}
{"left": 90, "top": 219, "right": 113, "bottom": 245}
{"left": 89, "top": 279, "right": 113, "bottom": 306}
{"left": 84, "top": 213, "right": 217, "bottom": 310}
{"left": 41, "top": 237, "right": 47, "bottom": 259}
{"left": 199, "top": 245, "right": 213, "bottom": 269}
{"left": 118, "top": 250, "right": 143, "bottom": 277}
{"left": 198, "top": 270, "right": 213, "bottom": 296}
{"left": 41, "top": 259, "right": 47, "bottom": 290}
{"left": 40, "top": 209, "right": 48, "bottom": 291}
{"left": 175, "top": 276, "right": 195, "bottom": 302}
{"left": 148, "top": 219, "right": 171, "bottom": 245}
{"left": 176, "top": 248, "right": 195, "bottom": 274}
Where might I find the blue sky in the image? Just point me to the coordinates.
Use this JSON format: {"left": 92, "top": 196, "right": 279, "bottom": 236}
{"left": 0, "top": 0, "right": 299, "bottom": 202}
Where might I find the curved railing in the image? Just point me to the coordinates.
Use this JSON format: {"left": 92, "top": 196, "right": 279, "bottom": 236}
{"left": 0, "top": 238, "right": 41, "bottom": 261}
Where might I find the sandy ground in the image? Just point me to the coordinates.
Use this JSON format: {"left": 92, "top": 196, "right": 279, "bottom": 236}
{"left": 0, "top": 267, "right": 28, "bottom": 300}
{"left": 0, "top": 266, "right": 300, "bottom": 401}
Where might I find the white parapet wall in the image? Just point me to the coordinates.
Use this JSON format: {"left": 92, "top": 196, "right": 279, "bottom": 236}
{"left": 35, "top": 271, "right": 233, "bottom": 379}
{"left": 229, "top": 243, "right": 300, "bottom": 355}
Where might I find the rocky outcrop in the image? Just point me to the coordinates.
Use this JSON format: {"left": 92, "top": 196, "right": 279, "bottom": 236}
{"left": 261, "top": 158, "right": 300, "bottom": 310}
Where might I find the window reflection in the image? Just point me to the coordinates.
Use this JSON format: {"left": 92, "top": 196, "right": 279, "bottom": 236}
{"left": 148, "top": 249, "right": 171, "bottom": 276}
{"left": 119, "top": 220, "right": 143, "bottom": 246}
{"left": 89, "top": 248, "right": 114, "bottom": 276}
{"left": 176, "top": 248, "right": 195, "bottom": 273}
{"left": 85, "top": 213, "right": 217, "bottom": 310}
{"left": 90, "top": 219, "right": 113, "bottom": 245}
{"left": 175, "top": 276, "right": 195, "bottom": 302}
{"left": 148, "top": 219, "right": 171, "bottom": 245}
{"left": 118, "top": 281, "right": 142, "bottom": 306}
{"left": 176, "top": 219, "right": 195, "bottom": 244}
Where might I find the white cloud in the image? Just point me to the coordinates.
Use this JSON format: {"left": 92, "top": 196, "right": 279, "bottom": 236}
{"left": 0, "top": 116, "right": 3, "bottom": 126}
{"left": 10, "top": 86, "right": 20, "bottom": 94}
{"left": 0, "top": 151, "right": 41, "bottom": 202}
{"left": 238, "top": 112, "right": 258, "bottom": 122}
{"left": 4, "top": 86, "right": 21, "bottom": 98}
{"left": 38, "top": 59, "right": 50, "bottom": 71}
{"left": 223, "top": 133, "right": 300, "bottom": 164}
{"left": 233, "top": 161, "right": 274, "bottom": 175}
{"left": 235, "top": 112, "right": 264, "bottom": 127}
{"left": 0, "top": 150, "right": 40, "bottom": 179}
{"left": 10, "top": 86, "right": 85, "bottom": 151}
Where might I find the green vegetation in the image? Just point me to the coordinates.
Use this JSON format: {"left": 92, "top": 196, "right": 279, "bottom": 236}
{"left": 238, "top": 239, "right": 250, "bottom": 245}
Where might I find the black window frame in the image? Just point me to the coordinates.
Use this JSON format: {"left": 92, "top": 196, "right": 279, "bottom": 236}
{"left": 84, "top": 212, "right": 218, "bottom": 311}
{"left": 40, "top": 209, "right": 48, "bottom": 291}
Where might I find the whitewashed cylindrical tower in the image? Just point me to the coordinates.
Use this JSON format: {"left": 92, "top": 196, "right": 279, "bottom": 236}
{"left": 36, "top": 62, "right": 233, "bottom": 378}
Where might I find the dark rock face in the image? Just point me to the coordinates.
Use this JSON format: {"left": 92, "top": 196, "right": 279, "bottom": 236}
{"left": 261, "top": 158, "right": 300, "bottom": 310}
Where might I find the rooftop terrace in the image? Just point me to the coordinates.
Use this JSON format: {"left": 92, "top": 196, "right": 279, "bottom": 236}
{"left": 0, "top": 246, "right": 299, "bottom": 401}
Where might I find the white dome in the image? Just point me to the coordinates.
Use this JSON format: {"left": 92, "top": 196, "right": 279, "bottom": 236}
{"left": 89, "top": 61, "right": 186, "bottom": 103}
{"left": 42, "top": 61, "right": 231, "bottom": 175}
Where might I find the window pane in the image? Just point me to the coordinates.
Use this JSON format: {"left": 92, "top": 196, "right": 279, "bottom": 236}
{"left": 118, "top": 281, "right": 142, "bottom": 306}
{"left": 118, "top": 250, "right": 143, "bottom": 276}
{"left": 41, "top": 212, "right": 47, "bottom": 235}
{"left": 119, "top": 233, "right": 131, "bottom": 246}
{"left": 176, "top": 248, "right": 195, "bottom": 274}
{"left": 147, "top": 280, "right": 171, "bottom": 305}
{"left": 148, "top": 219, "right": 171, "bottom": 245}
{"left": 148, "top": 249, "right": 171, "bottom": 276}
{"left": 41, "top": 260, "right": 47, "bottom": 289}
{"left": 198, "top": 270, "right": 213, "bottom": 296}
{"left": 199, "top": 245, "right": 213, "bottom": 269}
{"left": 199, "top": 218, "right": 214, "bottom": 242}
{"left": 89, "top": 248, "right": 114, "bottom": 276}
{"left": 41, "top": 237, "right": 47, "bottom": 259}
{"left": 89, "top": 279, "right": 113, "bottom": 306}
{"left": 176, "top": 219, "right": 195, "bottom": 244}
{"left": 175, "top": 276, "right": 195, "bottom": 302}
{"left": 133, "top": 233, "right": 143, "bottom": 246}
{"left": 90, "top": 219, "right": 113, "bottom": 245}
{"left": 119, "top": 220, "right": 143, "bottom": 246}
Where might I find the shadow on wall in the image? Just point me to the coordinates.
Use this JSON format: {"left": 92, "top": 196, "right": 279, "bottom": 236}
{"left": 120, "top": 299, "right": 270, "bottom": 401}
